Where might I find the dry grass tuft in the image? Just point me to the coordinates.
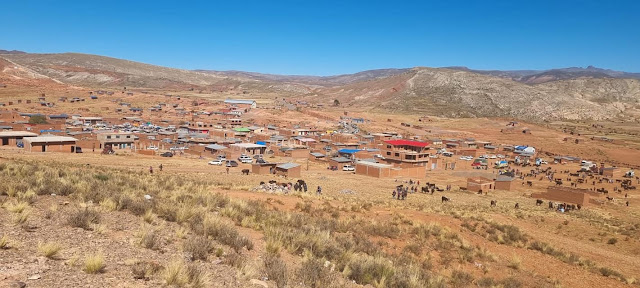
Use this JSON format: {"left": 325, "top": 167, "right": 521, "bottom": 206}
{"left": 83, "top": 253, "right": 106, "bottom": 274}
{"left": 38, "top": 242, "right": 62, "bottom": 259}
{"left": 0, "top": 235, "right": 11, "bottom": 249}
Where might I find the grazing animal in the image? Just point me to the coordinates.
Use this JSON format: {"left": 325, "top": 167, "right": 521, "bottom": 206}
{"left": 606, "top": 196, "right": 614, "bottom": 201}
{"left": 577, "top": 204, "right": 581, "bottom": 210}
{"left": 548, "top": 201, "right": 554, "bottom": 209}
{"left": 259, "top": 181, "right": 265, "bottom": 185}
{"left": 421, "top": 186, "right": 429, "bottom": 193}
{"left": 526, "top": 181, "right": 533, "bottom": 187}
{"left": 490, "top": 200, "right": 497, "bottom": 207}
{"left": 242, "top": 169, "right": 250, "bottom": 175}
{"left": 269, "top": 180, "right": 277, "bottom": 184}
{"left": 536, "top": 199, "right": 543, "bottom": 206}
{"left": 441, "top": 196, "right": 450, "bottom": 203}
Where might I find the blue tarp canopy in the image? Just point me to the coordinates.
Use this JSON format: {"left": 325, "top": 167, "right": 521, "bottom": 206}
{"left": 256, "top": 141, "right": 266, "bottom": 145}
{"left": 338, "top": 149, "right": 360, "bottom": 154}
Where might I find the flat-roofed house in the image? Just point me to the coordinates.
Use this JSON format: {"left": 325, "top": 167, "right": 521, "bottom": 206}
{"left": 466, "top": 177, "right": 495, "bottom": 193}
{"left": 23, "top": 135, "right": 79, "bottom": 153}
{"left": 229, "top": 143, "right": 267, "bottom": 156}
{"left": 97, "top": 132, "right": 136, "bottom": 149}
{"left": 0, "top": 131, "right": 37, "bottom": 146}
{"left": 274, "top": 162, "right": 301, "bottom": 178}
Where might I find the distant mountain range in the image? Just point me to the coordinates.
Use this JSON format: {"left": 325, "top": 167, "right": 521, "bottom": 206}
{"left": 445, "top": 66, "right": 640, "bottom": 84}
{"left": 1, "top": 50, "right": 639, "bottom": 121}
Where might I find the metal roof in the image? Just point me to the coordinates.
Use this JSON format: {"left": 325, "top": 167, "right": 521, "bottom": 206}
{"left": 224, "top": 99, "right": 256, "bottom": 105}
{"left": 310, "top": 152, "right": 325, "bottom": 157}
{"left": 331, "top": 157, "right": 352, "bottom": 163}
{"left": 338, "top": 149, "right": 361, "bottom": 154}
{"left": 384, "top": 139, "right": 429, "bottom": 147}
{"left": 276, "top": 163, "right": 300, "bottom": 170}
{"left": 205, "top": 144, "right": 227, "bottom": 150}
{"left": 24, "top": 136, "right": 77, "bottom": 143}
{"left": 0, "top": 131, "right": 38, "bottom": 137}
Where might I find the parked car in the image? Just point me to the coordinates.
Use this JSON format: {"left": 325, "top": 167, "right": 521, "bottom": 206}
{"left": 238, "top": 155, "right": 253, "bottom": 164}
{"left": 217, "top": 155, "right": 227, "bottom": 160}
{"left": 343, "top": 165, "right": 355, "bottom": 171}
{"left": 226, "top": 160, "right": 239, "bottom": 167}
{"left": 256, "top": 159, "right": 267, "bottom": 164}
{"left": 160, "top": 152, "right": 173, "bottom": 157}
{"left": 208, "top": 159, "right": 224, "bottom": 165}
{"left": 148, "top": 146, "right": 158, "bottom": 151}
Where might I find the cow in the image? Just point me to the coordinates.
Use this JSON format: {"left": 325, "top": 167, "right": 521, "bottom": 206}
{"left": 536, "top": 199, "right": 543, "bottom": 206}
{"left": 490, "top": 200, "right": 497, "bottom": 207}
{"left": 269, "top": 180, "right": 277, "bottom": 184}
{"left": 441, "top": 196, "right": 450, "bottom": 203}
{"left": 241, "top": 169, "right": 250, "bottom": 175}
{"left": 606, "top": 196, "right": 614, "bottom": 201}
{"left": 421, "top": 186, "right": 429, "bottom": 193}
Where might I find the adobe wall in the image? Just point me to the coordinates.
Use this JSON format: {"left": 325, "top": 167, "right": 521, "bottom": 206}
{"left": 495, "top": 181, "right": 513, "bottom": 191}
{"left": 531, "top": 187, "right": 591, "bottom": 206}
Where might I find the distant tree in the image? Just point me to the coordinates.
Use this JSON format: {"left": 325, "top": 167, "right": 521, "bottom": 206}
{"left": 29, "top": 115, "right": 48, "bottom": 124}
{"left": 333, "top": 99, "right": 340, "bottom": 106}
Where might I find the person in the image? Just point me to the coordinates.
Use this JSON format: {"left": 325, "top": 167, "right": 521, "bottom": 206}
{"left": 627, "top": 201, "right": 630, "bottom": 207}
{"left": 159, "top": 164, "right": 163, "bottom": 172}
{"left": 226, "top": 167, "right": 229, "bottom": 174}
{"left": 149, "top": 166, "right": 153, "bottom": 174}
{"left": 392, "top": 190, "right": 396, "bottom": 199}
{"left": 316, "top": 186, "right": 322, "bottom": 195}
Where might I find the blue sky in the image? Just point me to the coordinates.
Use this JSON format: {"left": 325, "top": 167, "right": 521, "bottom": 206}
{"left": 1, "top": 0, "right": 638, "bottom": 75}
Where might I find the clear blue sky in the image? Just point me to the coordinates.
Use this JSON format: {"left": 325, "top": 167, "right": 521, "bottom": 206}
{"left": 1, "top": 0, "right": 638, "bottom": 75}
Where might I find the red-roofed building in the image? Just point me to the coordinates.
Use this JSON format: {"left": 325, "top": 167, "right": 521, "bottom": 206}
{"left": 381, "top": 139, "right": 431, "bottom": 167}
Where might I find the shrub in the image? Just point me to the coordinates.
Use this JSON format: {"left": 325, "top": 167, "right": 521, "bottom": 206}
{"left": 343, "top": 253, "right": 395, "bottom": 286}
{"left": 223, "top": 251, "right": 246, "bottom": 269}
{"left": 38, "top": 242, "right": 62, "bottom": 259}
{"left": 68, "top": 208, "right": 101, "bottom": 230}
{"left": 12, "top": 210, "right": 30, "bottom": 225}
{"left": 477, "top": 277, "right": 496, "bottom": 287}
{"left": 138, "top": 227, "right": 160, "bottom": 250}
{"left": 607, "top": 238, "right": 618, "bottom": 245}
{"left": 184, "top": 236, "right": 212, "bottom": 261}
{"left": 185, "top": 263, "right": 208, "bottom": 288}
{"left": 507, "top": 255, "right": 521, "bottom": 270}
{"left": 84, "top": 253, "right": 106, "bottom": 274}
{"left": 28, "top": 115, "right": 48, "bottom": 124}
{"left": 131, "top": 261, "right": 162, "bottom": 280}
{"left": 450, "top": 270, "right": 473, "bottom": 288}
{"left": 296, "top": 256, "right": 336, "bottom": 288}
{"left": 499, "top": 277, "right": 522, "bottom": 288}
{"left": 264, "top": 254, "right": 288, "bottom": 288}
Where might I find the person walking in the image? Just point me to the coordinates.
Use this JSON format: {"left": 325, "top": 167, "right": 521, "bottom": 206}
{"left": 316, "top": 186, "right": 322, "bottom": 195}
{"left": 159, "top": 164, "right": 163, "bottom": 172}
{"left": 149, "top": 166, "right": 153, "bottom": 174}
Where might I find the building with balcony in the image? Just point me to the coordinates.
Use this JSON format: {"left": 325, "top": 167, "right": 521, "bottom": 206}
{"left": 381, "top": 139, "right": 430, "bottom": 167}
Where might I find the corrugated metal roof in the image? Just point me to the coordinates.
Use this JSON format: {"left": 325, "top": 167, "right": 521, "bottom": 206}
{"left": 356, "top": 161, "right": 392, "bottom": 168}
{"left": 310, "top": 152, "right": 325, "bottom": 157}
{"left": 276, "top": 163, "right": 300, "bottom": 170}
{"left": 331, "top": 157, "right": 351, "bottom": 163}
{"left": 205, "top": 144, "right": 227, "bottom": 150}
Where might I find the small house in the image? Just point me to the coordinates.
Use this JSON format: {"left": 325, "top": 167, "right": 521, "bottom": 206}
{"left": 466, "top": 177, "right": 495, "bottom": 193}
{"left": 274, "top": 163, "right": 301, "bottom": 178}
{"left": 494, "top": 175, "right": 515, "bottom": 191}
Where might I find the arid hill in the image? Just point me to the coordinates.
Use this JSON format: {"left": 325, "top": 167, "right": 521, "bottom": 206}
{"left": 308, "top": 68, "right": 640, "bottom": 121}
{"left": 2, "top": 51, "right": 639, "bottom": 121}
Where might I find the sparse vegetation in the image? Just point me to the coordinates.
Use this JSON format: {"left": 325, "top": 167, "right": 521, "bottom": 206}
{"left": 83, "top": 253, "right": 106, "bottom": 274}
{"left": 38, "top": 242, "right": 62, "bottom": 259}
{"left": 68, "top": 208, "right": 101, "bottom": 230}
